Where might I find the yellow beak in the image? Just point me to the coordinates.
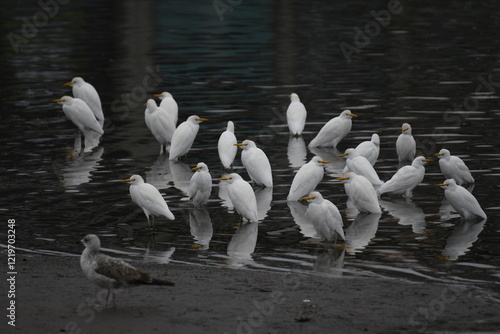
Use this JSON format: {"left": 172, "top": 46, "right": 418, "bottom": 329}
{"left": 153, "top": 94, "right": 162, "bottom": 97}
{"left": 423, "top": 158, "right": 434, "bottom": 162}
{"left": 63, "top": 82, "right": 73, "bottom": 86}
{"left": 120, "top": 179, "right": 134, "bottom": 183}
{"left": 52, "top": 99, "right": 63, "bottom": 103}
{"left": 434, "top": 153, "right": 444, "bottom": 156}
{"left": 336, "top": 177, "right": 349, "bottom": 181}
{"left": 234, "top": 143, "right": 247, "bottom": 147}
{"left": 337, "top": 153, "right": 348, "bottom": 157}
{"left": 318, "top": 160, "right": 330, "bottom": 164}
{"left": 301, "top": 196, "right": 315, "bottom": 200}
{"left": 197, "top": 118, "right": 208, "bottom": 122}
{"left": 435, "top": 183, "right": 448, "bottom": 187}
{"left": 218, "top": 177, "right": 231, "bottom": 181}
{"left": 191, "top": 166, "right": 202, "bottom": 171}
{"left": 348, "top": 113, "right": 358, "bottom": 117}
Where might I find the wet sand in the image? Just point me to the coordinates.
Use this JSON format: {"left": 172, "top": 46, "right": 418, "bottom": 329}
{"left": 2, "top": 253, "right": 499, "bottom": 334}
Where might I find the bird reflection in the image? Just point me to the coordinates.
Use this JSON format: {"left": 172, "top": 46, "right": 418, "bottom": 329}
{"left": 60, "top": 146, "right": 104, "bottom": 188}
{"left": 145, "top": 152, "right": 172, "bottom": 190}
{"left": 189, "top": 208, "right": 213, "bottom": 250}
{"left": 288, "top": 201, "right": 317, "bottom": 238}
{"left": 169, "top": 160, "right": 192, "bottom": 196}
{"left": 313, "top": 248, "right": 345, "bottom": 276}
{"left": 255, "top": 187, "right": 272, "bottom": 221}
{"left": 308, "top": 147, "right": 346, "bottom": 176}
{"left": 142, "top": 245, "right": 176, "bottom": 265}
{"left": 218, "top": 172, "right": 233, "bottom": 209}
{"left": 345, "top": 213, "right": 381, "bottom": 255}
{"left": 227, "top": 222, "right": 258, "bottom": 267}
{"left": 287, "top": 136, "right": 307, "bottom": 168}
{"left": 442, "top": 219, "right": 486, "bottom": 260}
{"left": 380, "top": 199, "right": 426, "bottom": 234}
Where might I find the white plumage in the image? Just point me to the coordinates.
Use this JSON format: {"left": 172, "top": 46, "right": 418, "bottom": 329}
{"left": 435, "top": 149, "right": 474, "bottom": 185}
{"left": 144, "top": 99, "right": 176, "bottom": 153}
{"left": 437, "top": 179, "right": 486, "bottom": 220}
{"left": 218, "top": 121, "right": 238, "bottom": 169}
{"left": 236, "top": 139, "right": 273, "bottom": 187}
{"left": 154, "top": 91, "right": 178, "bottom": 126}
{"left": 65, "top": 77, "right": 104, "bottom": 128}
{"left": 287, "top": 156, "right": 330, "bottom": 201}
{"left": 169, "top": 115, "right": 207, "bottom": 161}
{"left": 378, "top": 156, "right": 432, "bottom": 198}
{"left": 121, "top": 174, "right": 175, "bottom": 226}
{"left": 336, "top": 172, "right": 381, "bottom": 213}
{"left": 53, "top": 95, "right": 104, "bottom": 152}
{"left": 286, "top": 93, "right": 307, "bottom": 136}
{"left": 302, "top": 191, "right": 345, "bottom": 242}
{"left": 188, "top": 162, "right": 212, "bottom": 207}
{"left": 308, "top": 110, "right": 357, "bottom": 148}
{"left": 396, "top": 123, "right": 416, "bottom": 162}
{"left": 219, "top": 173, "right": 259, "bottom": 223}
{"left": 355, "top": 133, "right": 380, "bottom": 166}
{"left": 339, "top": 148, "right": 384, "bottom": 188}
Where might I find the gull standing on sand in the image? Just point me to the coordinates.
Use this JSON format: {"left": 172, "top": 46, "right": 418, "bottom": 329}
{"left": 396, "top": 123, "right": 416, "bottom": 162}
{"left": 434, "top": 149, "right": 475, "bottom": 185}
{"left": 308, "top": 110, "right": 357, "bottom": 148}
{"left": 287, "top": 156, "right": 330, "bottom": 201}
{"left": 169, "top": 115, "right": 208, "bottom": 161}
{"left": 436, "top": 179, "right": 486, "bottom": 220}
{"left": 336, "top": 172, "right": 381, "bottom": 213}
{"left": 302, "top": 191, "right": 345, "bottom": 242}
{"left": 144, "top": 99, "right": 176, "bottom": 153}
{"left": 121, "top": 174, "right": 175, "bottom": 227}
{"left": 80, "top": 234, "right": 174, "bottom": 308}
{"left": 218, "top": 121, "right": 238, "bottom": 169}
{"left": 235, "top": 139, "right": 273, "bottom": 187}
{"left": 378, "top": 156, "right": 433, "bottom": 198}
{"left": 188, "top": 162, "right": 212, "bottom": 207}
{"left": 286, "top": 93, "right": 307, "bottom": 136}
{"left": 64, "top": 77, "right": 104, "bottom": 128}
{"left": 52, "top": 96, "right": 104, "bottom": 152}
{"left": 218, "top": 173, "right": 259, "bottom": 223}
{"left": 154, "top": 92, "right": 178, "bottom": 126}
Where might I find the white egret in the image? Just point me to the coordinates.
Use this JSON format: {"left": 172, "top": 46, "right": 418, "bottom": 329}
{"left": 64, "top": 77, "right": 104, "bottom": 127}
{"left": 144, "top": 99, "right": 176, "bottom": 153}
{"left": 218, "top": 173, "right": 258, "bottom": 223}
{"left": 218, "top": 121, "right": 238, "bottom": 169}
{"left": 53, "top": 96, "right": 104, "bottom": 152}
{"left": 396, "top": 123, "right": 416, "bottom": 162}
{"left": 169, "top": 115, "right": 207, "bottom": 161}
{"left": 301, "top": 191, "right": 345, "bottom": 242}
{"left": 436, "top": 179, "right": 486, "bottom": 220}
{"left": 154, "top": 92, "right": 178, "bottom": 126}
{"left": 378, "top": 156, "right": 433, "bottom": 198}
{"left": 286, "top": 93, "right": 307, "bottom": 136}
{"left": 354, "top": 133, "right": 380, "bottom": 166}
{"left": 308, "top": 110, "right": 357, "bottom": 148}
{"left": 338, "top": 148, "right": 384, "bottom": 188}
{"left": 121, "top": 174, "right": 175, "bottom": 227}
{"left": 235, "top": 139, "right": 273, "bottom": 187}
{"left": 188, "top": 162, "right": 212, "bottom": 207}
{"left": 336, "top": 172, "right": 381, "bottom": 213}
{"left": 434, "top": 149, "right": 474, "bottom": 185}
{"left": 287, "top": 156, "right": 330, "bottom": 201}
{"left": 80, "top": 234, "right": 174, "bottom": 308}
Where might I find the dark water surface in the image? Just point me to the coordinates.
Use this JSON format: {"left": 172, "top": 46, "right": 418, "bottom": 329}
{"left": 1, "top": 1, "right": 499, "bottom": 289}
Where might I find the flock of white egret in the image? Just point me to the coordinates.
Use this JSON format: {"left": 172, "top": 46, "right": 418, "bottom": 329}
{"left": 54, "top": 78, "right": 487, "bottom": 246}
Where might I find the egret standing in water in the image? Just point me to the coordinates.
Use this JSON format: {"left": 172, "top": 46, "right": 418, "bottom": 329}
{"left": 121, "top": 174, "right": 175, "bottom": 227}
{"left": 64, "top": 77, "right": 104, "bottom": 128}
{"left": 396, "top": 123, "right": 416, "bottom": 162}
{"left": 189, "top": 162, "right": 212, "bottom": 207}
{"left": 434, "top": 149, "right": 474, "bottom": 185}
{"left": 144, "top": 99, "right": 176, "bottom": 153}
{"left": 53, "top": 96, "right": 104, "bottom": 152}
{"left": 235, "top": 140, "right": 273, "bottom": 187}
{"left": 287, "top": 156, "right": 330, "bottom": 201}
{"left": 154, "top": 92, "right": 178, "bottom": 126}
{"left": 436, "top": 179, "right": 486, "bottom": 220}
{"left": 218, "top": 121, "right": 238, "bottom": 169}
{"left": 338, "top": 148, "right": 384, "bottom": 188}
{"left": 218, "top": 173, "right": 259, "bottom": 223}
{"left": 336, "top": 172, "right": 381, "bottom": 213}
{"left": 308, "top": 110, "right": 357, "bottom": 148}
{"left": 169, "top": 115, "right": 207, "bottom": 161}
{"left": 378, "top": 156, "right": 433, "bottom": 199}
{"left": 286, "top": 93, "right": 307, "bottom": 136}
{"left": 354, "top": 133, "right": 380, "bottom": 166}
{"left": 301, "top": 191, "right": 345, "bottom": 242}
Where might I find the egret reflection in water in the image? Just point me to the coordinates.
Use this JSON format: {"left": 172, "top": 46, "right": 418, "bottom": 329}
{"left": 380, "top": 199, "right": 426, "bottom": 234}
{"left": 227, "top": 222, "right": 258, "bottom": 267}
{"left": 345, "top": 213, "right": 381, "bottom": 255}
{"left": 189, "top": 208, "right": 213, "bottom": 250}
{"left": 442, "top": 219, "right": 486, "bottom": 261}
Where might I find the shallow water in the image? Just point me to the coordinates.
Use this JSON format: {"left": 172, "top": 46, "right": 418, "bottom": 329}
{"left": 0, "top": 1, "right": 499, "bottom": 288}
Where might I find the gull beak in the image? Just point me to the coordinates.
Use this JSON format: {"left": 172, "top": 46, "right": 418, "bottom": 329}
{"left": 63, "top": 81, "right": 73, "bottom": 86}
{"left": 318, "top": 160, "right": 331, "bottom": 164}
{"left": 120, "top": 179, "right": 134, "bottom": 183}
{"left": 337, "top": 153, "right": 348, "bottom": 157}
{"left": 191, "top": 166, "right": 202, "bottom": 171}
{"left": 301, "top": 196, "right": 315, "bottom": 200}
{"left": 218, "top": 177, "right": 231, "bottom": 181}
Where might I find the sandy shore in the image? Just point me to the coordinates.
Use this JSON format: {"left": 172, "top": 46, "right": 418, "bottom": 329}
{"left": 1, "top": 253, "right": 499, "bottom": 334}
